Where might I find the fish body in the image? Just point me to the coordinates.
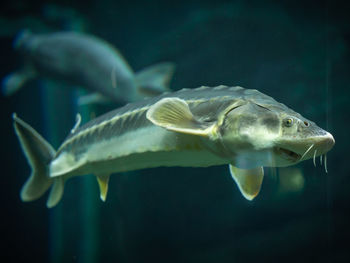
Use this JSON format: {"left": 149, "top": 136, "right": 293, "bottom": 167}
{"left": 13, "top": 86, "right": 335, "bottom": 207}
{"left": 3, "top": 31, "right": 175, "bottom": 104}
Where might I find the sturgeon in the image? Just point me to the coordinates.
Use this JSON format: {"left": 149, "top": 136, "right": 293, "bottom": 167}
{"left": 3, "top": 31, "right": 175, "bottom": 104}
{"left": 13, "top": 85, "right": 335, "bottom": 207}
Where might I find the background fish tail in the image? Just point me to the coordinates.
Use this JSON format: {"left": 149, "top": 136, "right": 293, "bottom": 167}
{"left": 13, "top": 114, "right": 59, "bottom": 207}
{"left": 135, "top": 62, "right": 175, "bottom": 97}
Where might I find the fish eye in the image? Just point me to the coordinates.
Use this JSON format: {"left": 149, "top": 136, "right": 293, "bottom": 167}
{"left": 283, "top": 118, "right": 294, "bottom": 127}
{"left": 304, "top": 121, "right": 310, "bottom": 127}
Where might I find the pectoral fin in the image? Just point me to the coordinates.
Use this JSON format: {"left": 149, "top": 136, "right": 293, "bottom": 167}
{"left": 146, "top": 97, "right": 215, "bottom": 137}
{"left": 96, "top": 174, "right": 110, "bottom": 202}
{"left": 2, "top": 69, "right": 37, "bottom": 96}
{"left": 229, "top": 165, "right": 264, "bottom": 200}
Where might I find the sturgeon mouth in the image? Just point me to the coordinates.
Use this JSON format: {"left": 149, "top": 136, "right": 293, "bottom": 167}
{"left": 275, "top": 147, "right": 301, "bottom": 162}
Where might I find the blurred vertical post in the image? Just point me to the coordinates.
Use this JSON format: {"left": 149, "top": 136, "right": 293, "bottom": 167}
{"left": 41, "top": 83, "right": 99, "bottom": 263}
{"left": 40, "top": 82, "right": 70, "bottom": 263}
{"left": 76, "top": 90, "right": 99, "bottom": 263}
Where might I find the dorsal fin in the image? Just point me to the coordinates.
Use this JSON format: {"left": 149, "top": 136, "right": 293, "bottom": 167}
{"left": 135, "top": 62, "right": 175, "bottom": 95}
{"left": 70, "top": 113, "right": 82, "bottom": 134}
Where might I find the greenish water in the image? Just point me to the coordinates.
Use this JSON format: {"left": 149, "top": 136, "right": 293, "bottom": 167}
{"left": 2, "top": 1, "right": 349, "bottom": 262}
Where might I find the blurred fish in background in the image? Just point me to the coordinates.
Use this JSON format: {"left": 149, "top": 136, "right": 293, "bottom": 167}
{"left": 2, "top": 30, "right": 176, "bottom": 105}
{"left": 2, "top": 1, "right": 350, "bottom": 263}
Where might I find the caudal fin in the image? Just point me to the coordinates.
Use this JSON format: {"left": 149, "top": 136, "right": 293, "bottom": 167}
{"left": 13, "top": 114, "right": 64, "bottom": 208}
{"left": 135, "top": 62, "right": 175, "bottom": 97}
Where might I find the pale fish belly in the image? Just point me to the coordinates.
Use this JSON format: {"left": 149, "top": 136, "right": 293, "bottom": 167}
{"left": 49, "top": 124, "right": 227, "bottom": 178}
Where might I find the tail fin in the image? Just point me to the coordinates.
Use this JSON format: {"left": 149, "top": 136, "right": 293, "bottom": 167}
{"left": 13, "top": 114, "right": 64, "bottom": 208}
{"left": 135, "top": 62, "right": 175, "bottom": 97}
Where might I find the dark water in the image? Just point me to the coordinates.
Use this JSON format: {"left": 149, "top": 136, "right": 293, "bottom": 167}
{"left": 1, "top": 0, "right": 349, "bottom": 262}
